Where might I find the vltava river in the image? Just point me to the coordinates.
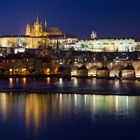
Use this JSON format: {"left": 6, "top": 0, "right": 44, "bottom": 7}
{"left": 0, "top": 78, "right": 140, "bottom": 139}
{"left": 0, "top": 77, "right": 140, "bottom": 95}
{"left": 0, "top": 93, "right": 140, "bottom": 140}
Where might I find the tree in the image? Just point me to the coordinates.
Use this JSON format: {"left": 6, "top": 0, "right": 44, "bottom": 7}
{"left": 0, "top": 68, "right": 6, "bottom": 74}
{"left": 102, "top": 47, "right": 108, "bottom": 52}
{"left": 135, "top": 45, "right": 140, "bottom": 51}
{"left": 69, "top": 47, "right": 74, "bottom": 51}
{"left": 22, "top": 42, "right": 27, "bottom": 47}
{"left": 7, "top": 41, "right": 16, "bottom": 47}
{"left": 38, "top": 41, "right": 46, "bottom": 49}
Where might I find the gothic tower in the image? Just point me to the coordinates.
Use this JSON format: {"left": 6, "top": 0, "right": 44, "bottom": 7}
{"left": 91, "top": 31, "right": 97, "bottom": 39}
{"left": 43, "top": 19, "right": 48, "bottom": 36}
{"left": 32, "top": 16, "right": 43, "bottom": 36}
{"left": 26, "top": 24, "right": 31, "bottom": 36}
{"left": 25, "top": 16, "right": 62, "bottom": 37}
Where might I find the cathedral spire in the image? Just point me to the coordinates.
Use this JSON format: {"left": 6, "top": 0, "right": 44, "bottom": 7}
{"left": 36, "top": 14, "right": 39, "bottom": 24}
{"left": 91, "top": 30, "right": 97, "bottom": 39}
{"left": 26, "top": 24, "right": 31, "bottom": 36}
{"left": 45, "top": 19, "right": 47, "bottom": 29}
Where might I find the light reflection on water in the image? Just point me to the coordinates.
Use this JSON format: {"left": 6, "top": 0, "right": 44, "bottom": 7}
{"left": 0, "top": 93, "right": 140, "bottom": 139}
{"left": 22, "top": 78, "right": 27, "bottom": 86}
{"left": 0, "top": 93, "right": 139, "bottom": 127}
{"left": 0, "top": 78, "right": 140, "bottom": 139}
{"left": 0, "top": 78, "right": 139, "bottom": 95}
{"left": 9, "top": 78, "right": 13, "bottom": 88}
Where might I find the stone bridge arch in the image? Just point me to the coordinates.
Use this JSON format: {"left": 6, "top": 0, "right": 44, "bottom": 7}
{"left": 135, "top": 66, "right": 140, "bottom": 78}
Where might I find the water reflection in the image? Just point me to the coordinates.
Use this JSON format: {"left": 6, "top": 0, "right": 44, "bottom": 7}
{"left": 0, "top": 78, "right": 139, "bottom": 95}
{"left": 22, "top": 78, "right": 27, "bottom": 86}
{"left": 114, "top": 80, "right": 120, "bottom": 89}
{"left": 46, "top": 77, "right": 51, "bottom": 85}
{"left": 0, "top": 93, "right": 140, "bottom": 132}
{"left": 72, "top": 77, "right": 78, "bottom": 87}
{"left": 9, "top": 78, "right": 13, "bottom": 88}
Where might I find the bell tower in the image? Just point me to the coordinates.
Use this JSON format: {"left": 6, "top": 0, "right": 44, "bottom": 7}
{"left": 32, "top": 16, "right": 43, "bottom": 36}
{"left": 26, "top": 24, "right": 31, "bottom": 36}
{"left": 91, "top": 31, "right": 97, "bottom": 39}
{"left": 43, "top": 19, "right": 48, "bottom": 36}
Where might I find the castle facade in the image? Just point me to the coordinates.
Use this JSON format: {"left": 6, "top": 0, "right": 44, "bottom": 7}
{"left": 26, "top": 17, "right": 62, "bottom": 37}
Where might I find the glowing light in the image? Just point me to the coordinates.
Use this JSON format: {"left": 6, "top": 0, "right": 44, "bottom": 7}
{"left": 44, "top": 68, "right": 50, "bottom": 74}
{"left": 46, "top": 77, "right": 51, "bottom": 85}
{"left": 115, "top": 96, "right": 119, "bottom": 112}
{"left": 84, "top": 95, "right": 87, "bottom": 105}
{"left": 74, "top": 94, "right": 78, "bottom": 106}
{"left": 9, "top": 78, "right": 13, "bottom": 88}
{"left": 59, "top": 78, "right": 63, "bottom": 85}
{"left": 22, "top": 68, "right": 26, "bottom": 72}
{"left": 73, "top": 77, "right": 78, "bottom": 87}
{"left": 71, "top": 70, "right": 77, "bottom": 76}
{"left": 0, "top": 94, "right": 8, "bottom": 121}
{"left": 22, "top": 78, "right": 27, "bottom": 86}
{"left": 126, "top": 96, "right": 129, "bottom": 110}
{"left": 22, "top": 68, "right": 26, "bottom": 74}
{"left": 114, "top": 80, "right": 120, "bottom": 89}
{"left": 93, "top": 95, "right": 96, "bottom": 111}
{"left": 16, "top": 78, "right": 19, "bottom": 83}
{"left": 59, "top": 94, "right": 62, "bottom": 105}
{"left": 59, "top": 62, "right": 63, "bottom": 65}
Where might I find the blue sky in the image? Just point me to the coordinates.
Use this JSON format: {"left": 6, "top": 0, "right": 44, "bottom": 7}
{"left": 0, "top": 0, "right": 140, "bottom": 38}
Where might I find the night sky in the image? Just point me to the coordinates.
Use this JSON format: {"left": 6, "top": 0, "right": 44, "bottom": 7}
{"left": 0, "top": 0, "right": 140, "bottom": 38}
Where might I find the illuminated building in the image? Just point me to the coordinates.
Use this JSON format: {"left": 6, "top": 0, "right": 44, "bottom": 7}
{"left": 0, "top": 35, "right": 78, "bottom": 49}
{"left": 0, "top": 54, "right": 52, "bottom": 75}
{"left": 0, "top": 36, "right": 50, "bottom": 49}
{"left": 0, "top": 16, "right": 76, "bottom": 49}
{"left": 74, "top": 38, "right": 140, "bottom": 52}
{"left": 0, "top": 16, "right": 139, "bottom": 52}
{"left": 91, "top": 31, "right": 97, "bottom": 39}
{"left": 26, "top": 16, "right": 62, "bottom": 37}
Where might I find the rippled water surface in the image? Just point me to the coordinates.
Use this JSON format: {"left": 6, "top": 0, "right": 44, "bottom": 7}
{"left": 0, "top": 78, "right": 140, "bottom": 95}
{"left": 0, "top": 78, "right": 140, "bottom": 139}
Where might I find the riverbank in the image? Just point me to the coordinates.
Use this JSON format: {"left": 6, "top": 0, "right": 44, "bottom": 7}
{"left": 1, "top": 90, "right": 140, "bottom": 96}
{"left": 0, "top": 77, "right": 139, "bottom": 96}
{"left": 0, "top": 74, "right": 140, "bottom": 80}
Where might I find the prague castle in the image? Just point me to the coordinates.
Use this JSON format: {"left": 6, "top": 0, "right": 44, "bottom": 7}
{"left": 0, "top": 17, "right": 139, "bottom": 52}
{"left": 26, "top": 17, "right": 62, "bottom": 37}
{"left": 0, "top": 17, "right": 70, "bottom": 48}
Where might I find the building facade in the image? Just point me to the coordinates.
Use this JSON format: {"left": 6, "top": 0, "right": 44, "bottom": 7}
{"left": 0, "top": 17, "right": 139, "bottom": 52}
{"left": 26, "top": 17, "right": 62, "bottom": 37}
{"left": 73, "top": 38, "right": 140, "bottom": 52}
